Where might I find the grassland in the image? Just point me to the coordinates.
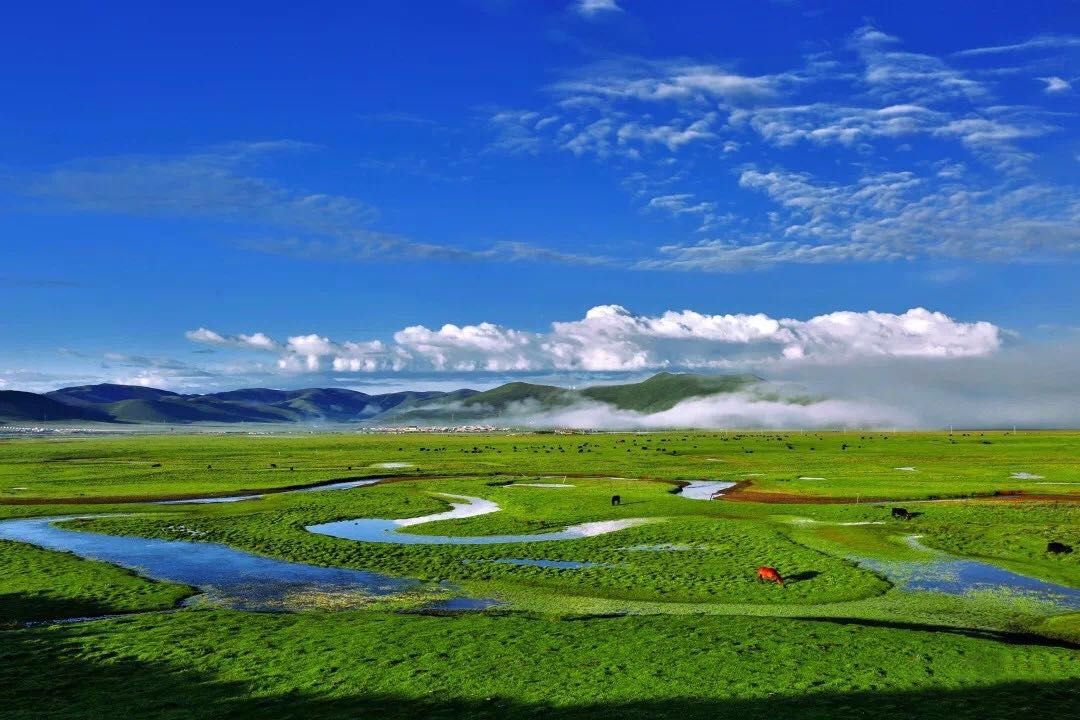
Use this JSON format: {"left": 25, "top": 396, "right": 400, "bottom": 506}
{"left": 0, "top": 431, "right": 1077, "bottom": 718}
{"left": 4, "top": 610, "right": 1079, "bottom": 720}
{"left": 1, "top": 430, "right": 1075, "bottom": 501}
{"left": 0, "top": 540, "right": 193, "bottom": 625}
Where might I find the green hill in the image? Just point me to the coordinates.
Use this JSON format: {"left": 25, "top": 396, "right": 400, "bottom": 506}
{"left": 46, "top": 384, "right": 179, "bottom": 407}
{"left": 383, "top": 373, "right": 762, "bottom": 424}
{"left": 382, "top": 383, "right": 568, "bottom": 423}
{"left": 581, "top": 372, "right": 761, "bottom": 412}
{"left": 0, "top": 391, "right": 110, "bottom": 423}
{"left": 32, "top": 384, "right": 456, "bottom": 424}
{"left": 11, "top": 373, "right": 770, "bottom": 426}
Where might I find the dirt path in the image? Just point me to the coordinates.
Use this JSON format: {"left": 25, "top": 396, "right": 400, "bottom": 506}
{"left": 0, "top": 471, "right": 688, "bottom": 506}
{"left": 3, "top": 472, "right": 1077, "bottom": 506}
{"left": 715, "top": 480, "right": 1080, "bottom": 505}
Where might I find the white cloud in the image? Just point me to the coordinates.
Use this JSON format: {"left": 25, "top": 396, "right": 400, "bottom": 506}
{"left": 186, "top": 328, "right": 282, "bottom": 351}
{"left": 496, "top": 392, "right": 912, "bottom": 430}
{"left": 1040, "top": 76, "right": 1071, "bottom": 93}
{"left": 646, "top": 166, "right": 1080, "bottom": 270}
{"left": 953, "top": 34, "right": 1080, "bottom": 57}
{"left": 185, "top": 328, "right": 226, "bottom": 345}
{"left": 850, "top": 25, "right": 987, "bottom": 103}
{"left": 575, "top": 0, "right": 621, "bottom": 17}
{"left": 478, "top": 24, "right": 1078, "bottom": 270}
{"left": 551, "top": 59, "right": 780, "bottom": 105}
{"left": 646, "top": 193, "right": 720, "bottom": 231}
{"left": 616, "top": 114, "right": 717, "bottom": 151}
{"left": 237, "top": 332, "right": 277, "bottom": 351}
{"left": 186, "top": 305, "right": 1000, "bottom": 376}
{"left": 394, "top": 323, "right": 534, "bottom": 371}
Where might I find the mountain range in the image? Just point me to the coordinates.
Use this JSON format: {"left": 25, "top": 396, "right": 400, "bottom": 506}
{"left": 0, "top": 373, "right": 763, "bottom": 426}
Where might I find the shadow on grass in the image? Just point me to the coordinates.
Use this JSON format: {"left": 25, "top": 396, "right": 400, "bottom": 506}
{"left": 785, "top": 571, "right": 820, "bottom": 584}
{"left": 797, "top": 615, "right": 1080, "bottom": 650}
{"left": 1, "top": 625, "right": 1077, "bottom": 720}
{"left": 0, "top": 592, "right": 124, "bottom": 626}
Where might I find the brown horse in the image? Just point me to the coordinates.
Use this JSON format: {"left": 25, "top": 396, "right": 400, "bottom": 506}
{"left": 757, "top": 566, "right": 784, "bottom": 585}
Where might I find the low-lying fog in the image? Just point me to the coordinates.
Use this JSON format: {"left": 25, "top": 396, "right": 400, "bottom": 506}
{"left": 408, "top": 342, "right": 1080, "bottom": 430}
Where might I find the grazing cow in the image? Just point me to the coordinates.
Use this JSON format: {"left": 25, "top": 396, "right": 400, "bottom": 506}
{"left": 151, "top": 463, "right": 162, "bottom": 468}
{"left": 757, "top": 566, "right": 784, "bottom": 585}
{"left": 1047, "top": 541, "right": 1074, "bottom": 554}
{"left": 891, "top": 507, "right": 911, "bottom": 520}
{"left": 611, "top": 495, "right": 621, "bottom": 506}
{"left": 270, "top": 463, "right": 277, "bottom": 469}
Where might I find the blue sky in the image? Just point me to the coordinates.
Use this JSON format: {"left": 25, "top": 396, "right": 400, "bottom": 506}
{"left": 1, "top": 0, "right": 1078, "bottom": 414}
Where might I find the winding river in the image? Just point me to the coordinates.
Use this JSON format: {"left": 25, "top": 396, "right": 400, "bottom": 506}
{"left": 306, "top": 493, "right": 653, "bottom": 545}
{"left": 0, "top": 515, "right": 419, "bottom": 611}
{"left": 4, "top": 479, "right": 1076, "bottom": 614}
{"left": 0, "top": 489, "right": 651, "bottom": 613}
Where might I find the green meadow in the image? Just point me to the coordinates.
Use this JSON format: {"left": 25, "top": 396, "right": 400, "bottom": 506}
{"left": 1, "top": 431, "right": 1077, "bottom": 718}
{"left": 2, "top": 429, "right": 1077, "bottom": 501}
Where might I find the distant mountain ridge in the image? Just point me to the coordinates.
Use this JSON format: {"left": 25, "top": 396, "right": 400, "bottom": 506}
{"left": 0, "top": 372, "right": 763, "bottom": 425}
{"left": 379, "top": 372, "right": 763, "bottom": 423}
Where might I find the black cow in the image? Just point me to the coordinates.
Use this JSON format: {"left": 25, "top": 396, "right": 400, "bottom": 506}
{"left": 611, "top": 495, "right": 621, "bottom": 506}
{"left": 1047, "top": 541, "right": 1074, "bottom": 554}
{"left": 270, "top": 463, "right": 277, "bottom": 469}
{"left": 891, "top": 507, "right": 911, "bottom": 520}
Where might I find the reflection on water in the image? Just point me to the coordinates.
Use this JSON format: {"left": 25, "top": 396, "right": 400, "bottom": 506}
{"left": 155, "top": 495, "right": 261, "bottom": 505}
{"left": 861, "top": 537, "right": 1080, "bottom": 609}
{"left": 425, "top": 596, "right": 502, "bottom": 611}
{"left": 294, "top": 479, "right": 381, "bottom": 493}
{"left": 0, "top": 516, "right": 419, "bottom": 611}
{"left": 308, "top": 493, "right": 651, "bottom": 545}
{"left": 678, "top": 481, "right": 736, "bottom": 500}
{"left": 154, "top": 478, "right": 381, "bottom": 505}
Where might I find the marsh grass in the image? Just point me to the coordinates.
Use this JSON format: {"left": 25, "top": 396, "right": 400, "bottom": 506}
{"left": 0, "top": 539, "right": 193, "bottom": 625}
{"left": 2, "top": 430, "right": 1076, "bottom": 500}
{"left": 1, "top": 432, "right": 1078, "bottom": 718}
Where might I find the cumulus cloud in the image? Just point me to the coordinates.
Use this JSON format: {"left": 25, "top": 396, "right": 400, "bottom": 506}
{"left": 394, "top": 323, "right": 534, "bottom": 371}
{"left": 185, "top": 328, "right": 282, "bottom": 351}
{"left": 185, "top": 305, "right": 1000, "bottom": 376}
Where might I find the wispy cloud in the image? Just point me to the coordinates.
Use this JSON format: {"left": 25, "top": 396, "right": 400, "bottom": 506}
{"left": 953, "top": 34, "right": 1080, "bottom": 57}
{"left": 484, "top": 24, "right": 1079, "bottom": 269}
{"left": 19, "top": 141, "right": 606, "bottom": 269}
{"left": 0, "top": 276, "right": 81, "bottom": 288}
{"left": 644, "top": 167, "right": 1080, "bottom": 270}
{"left": 574, "top": 0, "right": 622, "bottom": 18}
